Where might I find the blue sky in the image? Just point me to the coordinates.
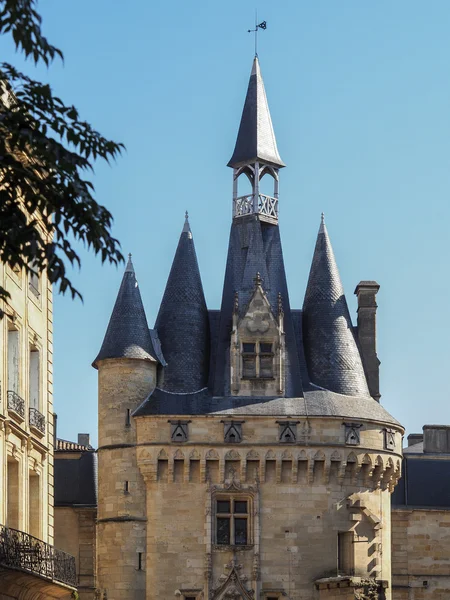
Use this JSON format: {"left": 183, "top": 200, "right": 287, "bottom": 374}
{"left": 2, "top": 0, "right": 450, "bottom": 446}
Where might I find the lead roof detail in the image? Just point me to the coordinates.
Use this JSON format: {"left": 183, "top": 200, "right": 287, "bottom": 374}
{"left": 92, "top": 256, "right": 157, "bottom": 368}
{"left": 302, "top": 216, "right": 370, "bottom": 397}
{"left": 228, "top": 56, "right": 285, "bottom": 169}
{"left": 155, "top": 214, "right": 210, "bottom": 393}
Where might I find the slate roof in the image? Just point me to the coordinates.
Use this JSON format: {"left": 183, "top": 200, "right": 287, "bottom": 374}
{"left": 155, "top": 215, "right": 210, "bottom": 393}
{"left": 54, "top": 447, "right": 97, "bottom": 507}
{"left": 228, "top": 57, "right": 285, "bottom": 169}
{"left": 392, "top": 455, "right": 450, "bottom": 508}
{"left": 93, "top": 256, "right": 157, "bottom": 368}
{"left": 134, "top": 386, "right": 400, "bottom": 425}
{"left": 303, "top": 216, "right": 370, "bottom": 397}
{"left": 56, "top": 438, "right": 93, "bottom": 452}
{"left": 211, "top": 215, "right": 303, "bottom": 398}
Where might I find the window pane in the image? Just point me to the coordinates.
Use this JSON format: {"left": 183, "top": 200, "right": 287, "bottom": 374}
{"left": 260, "top": 343, "right": 273, "bottom": 353}
{"left": 217, "top": 517, "right": 230, "bottom": 544}
{"left": 217, "top": 500, "right": 230, "bottom": 513}
{"left": 234, "top": 500, "right": 247, "bottom": 514}
{"left": 234, "top": 518, "right": 247, "bottom": 545}
{"left": 242, "top": 343, "right": 256, "bottom": 353}
{"left": 260, "top": 355, "right": 273, "bottom": 378}
{"left": 243, "top": 356, "right": 256, "bottom": 378}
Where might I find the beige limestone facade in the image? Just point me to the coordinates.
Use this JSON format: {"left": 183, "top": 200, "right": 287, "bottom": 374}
{"left": 0, "top": 233, "right": 76, "bottom": 598}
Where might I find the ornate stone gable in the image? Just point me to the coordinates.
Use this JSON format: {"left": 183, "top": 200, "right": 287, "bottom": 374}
{"left": 230, "top": 274, "right": 285, "bottom": 396}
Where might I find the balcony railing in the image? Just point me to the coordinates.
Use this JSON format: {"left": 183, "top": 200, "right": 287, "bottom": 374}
{"left": 7, "top": 390, "right": 25, "bottom": 419}
{"left": 29, "top": 407, "right": 46, "bottom": 434}
{"left": 0, "top": 525, "right": 76, "bottom": 588}
{"left": 233, "top": 193, "right": 279, "bottom": 220}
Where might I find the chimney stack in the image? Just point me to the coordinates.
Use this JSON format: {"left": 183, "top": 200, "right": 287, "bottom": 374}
{"left": 423, "top": 425, "right": 450, "bottom": 453}
{"left": 407, "top": 433, "right": 423, "bottom": 447}
{"left": 354, "top": 281, "right": 380, "bottom": 401}
{"left": 78, "top": 433, "right": 90, "bottom": 448}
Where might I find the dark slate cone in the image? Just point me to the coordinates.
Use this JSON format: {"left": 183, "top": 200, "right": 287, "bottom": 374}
{"left": 93, "top": 256, "right": 156, "bottom": 368}
{"left": 302, "top": 216, "right": 370, "bottom": 397}
{"left": 155, "top": 215, "right": 210, "bottom": 393}
{"left": 228, "top": 57, "right": 285, "bottom": 169}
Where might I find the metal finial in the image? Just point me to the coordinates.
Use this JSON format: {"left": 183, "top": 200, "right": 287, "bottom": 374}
{"left": 183, "top": 210, "right": 192, "bottom": 237}
{"left": 125, "top": 253, "right": 134, "bottom": 273}
{"left": 319, "top": 212, "right": 326, "bottom": 234}
{"left": 248, "top": 14, "right": 266, "bottom": 57}
{"left": 254, "top": 272, "right": 263, "bottom": 288}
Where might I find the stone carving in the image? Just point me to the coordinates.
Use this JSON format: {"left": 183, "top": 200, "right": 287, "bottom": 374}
{"left": 206, "top": 449, "right": 219, "bottom": 460}
{"left": 173, "top": 449, "right": 185, "bottom": 460}
{"left": 225, "top": 449, "right": 241, "bottom": 461}
{"left": 344, "top": 423, "right": 362, "bottom": 446}
{"left": 246, "top": 449, "right": 259, "bottom": 460}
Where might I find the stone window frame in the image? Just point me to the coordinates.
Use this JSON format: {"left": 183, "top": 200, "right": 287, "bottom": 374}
{"left": 214, "top": 493, "right": 253, "bottom": 547}
{"left": 169, "top": 420, "right": 191, "bottom": 443}
{"left": 277, "top": 421, "right": 299, "bottom": 444}
{"left": 241, "top": 340, "right": 275, "bottom": 380}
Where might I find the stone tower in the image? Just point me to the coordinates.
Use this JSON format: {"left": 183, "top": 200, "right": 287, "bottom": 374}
{"left": 96, "top": 57, "right": 403, "bottom": 600}
{"left": 94, "top": 256, "right": 160, "bottom": 600}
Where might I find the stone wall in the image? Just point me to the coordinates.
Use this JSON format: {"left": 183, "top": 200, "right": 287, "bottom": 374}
{"left": 136, "top": 414, "right": 402, "bottom": 600}
{"left": 96, "top": 358, "right": 157, "bottom": 600}
{"left": 54, "top": 506, "right": 96, "bottom": 600}
{"left": 392, "top": 508, "right": 450, "bottom": 599}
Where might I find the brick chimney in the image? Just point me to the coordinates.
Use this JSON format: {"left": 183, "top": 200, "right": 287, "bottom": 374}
{"left": 354, "top": 281, "right": 381, "bottom": 401}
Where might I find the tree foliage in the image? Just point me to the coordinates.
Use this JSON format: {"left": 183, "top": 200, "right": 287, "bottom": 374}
{"left": 0, "top": 0, "right": 124, "bottom": 316}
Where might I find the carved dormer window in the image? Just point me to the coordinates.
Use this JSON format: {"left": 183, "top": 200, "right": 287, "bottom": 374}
{"left": 241, "top": 341, "right": 274, "bottom": 380}
{"left": 344, "top": 423, "right": 362, "bottom": 446}
{"left": 278, "top": 421, "right": 298, "bottom": 443}
{"left": 223, "top": 421, "right": 243, "bottom": 444}
{"left": 169, "top": 420, "right": 190, "bottom": 443}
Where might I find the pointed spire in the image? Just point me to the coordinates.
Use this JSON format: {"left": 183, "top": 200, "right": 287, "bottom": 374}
{"left": 228, "top": 56, "right": 285, "bottom": 169}
{"left": 155, "top": 215, "right": 210, "bottom": 393}
{"left": 183, "top": 211, "right": 192, "bottom": 238}
{"left": 93, "top": 258, "right": 156, "bottom": 368}
{"left": 302, "top": 217, "right": 370, "bottom": 397}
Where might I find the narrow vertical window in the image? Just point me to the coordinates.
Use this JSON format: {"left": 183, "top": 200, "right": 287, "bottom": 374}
{"left": 338, "top": 532, "right": 354, "bottom": 575}
{"left": 29, "top": 348, "right": 40, "bottom": 409}
{"left": 124, "top": 481, "right": 129, "bottom": 493}
{"left": 125, "top": 409, "right": 131, "bottom": 427}
{"left": 137, "top": 552, "right": 143, "bottom": 570}
{"left": 7, "top": 328, "right": 20, "bottom": 394}
{"left": 242, "top": 343, "right": 256, "bottom": 378}
{"left": 29, "top": 260, "right": 40, "bottom": 298}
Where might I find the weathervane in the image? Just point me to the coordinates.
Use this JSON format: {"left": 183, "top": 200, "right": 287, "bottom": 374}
{"left": 248, "top": 14, "right": 266, "bottom": 57}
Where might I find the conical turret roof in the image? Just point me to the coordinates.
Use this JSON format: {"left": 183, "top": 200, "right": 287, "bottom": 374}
{"left": 302, "top": 216, "right": 369, "bottom": 397}
{"left": 155, "top": 214, "right": 210, "bottom": 393}
{"left": 93, "top": 255, "right": 156, "bottom": 368}
{"left": 228, "top": 57, "right": 285, "bottom": 169}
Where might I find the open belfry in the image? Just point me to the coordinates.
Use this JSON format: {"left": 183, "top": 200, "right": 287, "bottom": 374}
{"left": 93, "top": 57, "right": 403, "bottom": 600}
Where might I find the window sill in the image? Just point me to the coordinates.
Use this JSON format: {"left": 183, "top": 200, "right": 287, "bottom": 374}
{"left": 213, "top": 544, "right": 254, "bottom": 552}
{"left": 241, "top": 377, "right": 275, "bottom": 381}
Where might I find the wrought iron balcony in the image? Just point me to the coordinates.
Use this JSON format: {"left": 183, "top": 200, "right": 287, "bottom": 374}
{"left": 7, "top": 390, "right": 25, "bottom": 419}
{"left": 0, "top": 525, "right": 77, "bottom": 587}
{"left": 29, "top": 407, "right": 46, "bottom": 434}
{"left": 233, "top": 193, "right": 278, "bottom": 220}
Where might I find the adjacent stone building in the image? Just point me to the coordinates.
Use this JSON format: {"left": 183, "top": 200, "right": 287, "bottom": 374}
{"left": 54, "top": 434, "right": 97, "bottom": 600}
{"left": 93, "top": 56, "right": 404, "bottom": 600}
{"left": 0, "top": 214, "right": 76, "bottom": 597}
{"left": 391, "top": 426, "right": 450, "bottom": 599}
